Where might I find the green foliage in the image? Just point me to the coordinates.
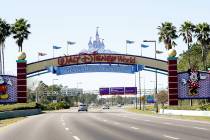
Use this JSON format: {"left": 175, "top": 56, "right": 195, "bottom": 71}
{"left": 199, "top": 104, "right": 210, "bottom": 111}
{"left": 0, "top": 18, "right": 11, "bottom": 43}
{"left": 179, "top": 21, "right": 195, "bottom": 45}
{"left": 155, "top": 90, "right": 168, "bottom": 105}
{"left": 39, "top": 102, "right": 70, "bottom": 110}
{"left": 164, "top": 104, "right": 210, "bottom": 111}
{"left": 11, "top": 18, "right": 31, "bottom": 52}
{"left": 178, "top": 43, "right": 210, "bottom": 71}
{"left": 164, "top": 105, "right": 200, "bottom": 110}
{"left": 157, "top": 22, "right": 178, "bottom": 50}
{"left": 194, "top": 22, "right": 210, "bottom": 70}
{"left": 79, "top": 93, "right": 97, "bottom": 104}
{"left": 178, "top": 44, "right": 203, "bottom": 71}
{"left": 116, "top": 96, "right": 123, "bottom": 104}
{"left": 0, "top": 102, "right": 37, "bottom": 112}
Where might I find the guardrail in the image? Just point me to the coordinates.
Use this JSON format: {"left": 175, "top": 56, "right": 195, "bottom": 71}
{"left": 0, "top": 109, "right": 42, "bottom": 120}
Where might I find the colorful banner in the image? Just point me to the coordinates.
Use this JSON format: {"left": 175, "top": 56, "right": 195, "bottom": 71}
{"left": 0, "top": 75, "right": 17, "bottom": 103}
{"left": 58, "top": 54, "right": 136, "bottom": 66}
{"left": 178, "top": 72, "right": 210, "bottom": 99}
{"left": 51, "top": 64, "right": 144, "bottom": 75}
{"left": 99, "top": 88, "right": 110, "bottom": 95}
{"left": 125, "top": 87, "right": 137, "bottom": 95}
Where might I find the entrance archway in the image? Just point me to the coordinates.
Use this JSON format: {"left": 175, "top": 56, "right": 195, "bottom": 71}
{"left": 17, "top": 53, "right": 177, "bottom": 105}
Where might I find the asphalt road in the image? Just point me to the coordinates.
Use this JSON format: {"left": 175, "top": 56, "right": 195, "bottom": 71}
{"left": 0, "top": 107, "right": 210, "bottom": 140}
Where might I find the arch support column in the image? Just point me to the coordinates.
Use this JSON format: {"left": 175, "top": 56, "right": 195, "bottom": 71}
{"left": 168, "top": 57, "right": 178, "bottom": 106}
{"left": 16, "top": 60, "right": 27, "bottom": 103}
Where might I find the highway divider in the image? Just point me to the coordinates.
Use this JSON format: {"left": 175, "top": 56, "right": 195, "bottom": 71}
{"left": 0, "top": 109, "right": 41, "bottom": 120}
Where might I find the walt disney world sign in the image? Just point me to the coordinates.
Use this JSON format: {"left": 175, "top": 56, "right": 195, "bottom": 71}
{"left": 57, "top": 54, "right": 136, "bottom": 66}
{"left": 45, "top": 54, "right": 143, "bottom": 75}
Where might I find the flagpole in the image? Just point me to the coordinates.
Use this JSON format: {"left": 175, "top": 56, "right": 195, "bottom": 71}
{"left": 139, "top": 71, "right": 141, "bottom": 110}
{"left": 67, "top": 42, "right": 69, "bottom": 55}
{"left": 141, "top": 45, "right": 142, "bottom": 56}
{"left": 36, "top": 53, "right": 40, "bottom": 103}
{"left": 126, "top": 42, "right": 127, "bottom": 54}
{"left": 53, "top": 47, "right": 54, "bottom": 58}
{"left": 143, "top": 40, "right": 158, "bottom": 113}
{"left": 135, "top": 73, "right": 137, "bottom": 109}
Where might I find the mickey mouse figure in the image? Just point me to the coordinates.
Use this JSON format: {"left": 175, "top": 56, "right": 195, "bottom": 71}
{"left": 187, "top": 69, "right": 200, "bottom": 96}
{"left": 0, "top": 76, "right": 9, "bottom": 100}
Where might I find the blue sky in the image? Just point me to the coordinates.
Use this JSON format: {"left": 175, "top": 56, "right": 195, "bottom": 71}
{"left": 1, "top": 0, "right": 210, "bottom": 90}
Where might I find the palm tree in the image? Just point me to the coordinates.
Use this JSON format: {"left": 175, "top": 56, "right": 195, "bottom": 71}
{"left": 0, "top": 18, "right": 11, "bottom": 74}
{"left": 157, "top": 22, "right": 178, "bottom": 50}
{"left": 179, "top": 21, "right": 195, "bottom": 68}
{"left": 11, "top": 18, "right": 31, "bottom": 52}
{"left": 194, "top": 22, "right": 210, "bottom": 70}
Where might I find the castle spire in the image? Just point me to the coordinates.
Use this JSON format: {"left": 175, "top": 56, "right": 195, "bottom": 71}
{"left": 96, "top": 26, "right": 99, "bottom": 41}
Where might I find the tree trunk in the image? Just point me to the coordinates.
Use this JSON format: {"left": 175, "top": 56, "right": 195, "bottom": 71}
{"left": 201, "top": 47, "right": 205, "bottom": 70}
{"left": 0, "top": 44, "right": 2, "bottom": 75}
{"left": 187, "top": 41, "right": 191, "bottom": 69}
{"left": 21, "top": 44, "right": 23, "bottom": 52}
{"left": 2, "top": 43, "right": 5, "bottom": 74}
{"left": 205, "top": 45, "right": 208, "bottom": 70}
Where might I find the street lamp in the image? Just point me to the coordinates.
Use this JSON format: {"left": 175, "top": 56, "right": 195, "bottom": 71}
{"left": 143, "top": 40, "right": 158, "bottom": 113}
{"left": 76, "top": 82, "right": 82, "bottom": 89}
{"left": 76, "top": 82, "right": 83, "bottom": 105}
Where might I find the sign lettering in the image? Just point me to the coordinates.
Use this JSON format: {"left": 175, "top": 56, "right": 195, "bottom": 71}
{"left": 58, "top": 54, "right": 136, "bottom": 66}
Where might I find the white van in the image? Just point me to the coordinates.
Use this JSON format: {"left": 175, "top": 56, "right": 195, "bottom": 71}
{"left": 78, "top": 104, "right": 88, "bottom": 112}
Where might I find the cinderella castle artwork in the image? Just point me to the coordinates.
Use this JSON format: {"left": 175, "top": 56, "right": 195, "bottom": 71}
{"left": 79, "top": 27, "right": 115, "bottom": 54}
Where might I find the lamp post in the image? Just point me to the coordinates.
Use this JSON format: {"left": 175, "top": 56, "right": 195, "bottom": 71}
{"left": 135, "top": 73, "right": 137, "bottom": 109}
{"left": 143, "top": 40, "right": 158, "bottom": 113}
{"left": 76, "top": 82, "right": 82, "bottom": 104}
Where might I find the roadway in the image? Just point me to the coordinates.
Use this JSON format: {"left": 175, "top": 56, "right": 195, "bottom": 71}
{"left": 0, "top": 107, "right": 210, "bottom": 140}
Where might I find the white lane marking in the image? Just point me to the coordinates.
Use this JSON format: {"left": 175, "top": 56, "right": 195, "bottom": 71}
{"left": 65, "top": 128, "right": 69, "bottom": 131}
{"left": 73, "top": 136, "right": 80, "bottom": 140}
{"left": 144, "top": 120, "right": 151, "bottom": 122}
{"left": 130, "top": 126, "right": 139, "bottom": 130}
{"left": 193, "top": 127, "right": 208, "bottom": 130}
{"left": 163, "top": 135, "right": 180, "bottom": 140}
{"left": 103, "top": 120, "right": 107, "bottom": 122}
{"left": 164, "top": 122, "right": 172, "bottom": 125}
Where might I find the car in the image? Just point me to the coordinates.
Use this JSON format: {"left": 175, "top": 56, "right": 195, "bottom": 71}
{"left": 102, "top": 105, "right": 110, "bottom": 109}
{"left": 117, "top": 104, "right": 122, "bottom": 107}
{"left": 78, "top": 104, "right": 88, "bottom": 112}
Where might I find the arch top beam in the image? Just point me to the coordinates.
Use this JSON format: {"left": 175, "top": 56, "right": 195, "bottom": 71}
{"left": 26, "top": 53, "right": 168, "bottom": 75}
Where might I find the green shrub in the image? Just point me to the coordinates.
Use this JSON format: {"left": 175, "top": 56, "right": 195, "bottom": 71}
{"left": 39, "top": 102, "right": 70, "bottom": 110}
{"left": 0, "top": 102, "right": 37, "bottom": 112}
{"left": 199, "top": 104, "right": 210, "bottom": 111}
{"left": 164, "top": 105, "right": 201, "bottom": 110}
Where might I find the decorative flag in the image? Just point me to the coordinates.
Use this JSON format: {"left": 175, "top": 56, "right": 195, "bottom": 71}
{"left": 141, "top": 44, "right": 149, "bottom": 48}
{"left": 67, "top": 41, "right": 76, "bottom": 45}
{"left": 53, "top": 45, "right": 62, "bottom": 49}
{"left": 38, "top": 52, "right": 47, "bottom": 56}
{"left": 156, "top": 50, "right": 164, "bottom": 54}
{"left": 126, "top": 40, "right": 135, "bottom": 44}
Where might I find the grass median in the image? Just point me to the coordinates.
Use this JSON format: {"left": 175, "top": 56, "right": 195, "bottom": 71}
{"left": 126, "top": 107, "right": 210, "bottom": 122}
